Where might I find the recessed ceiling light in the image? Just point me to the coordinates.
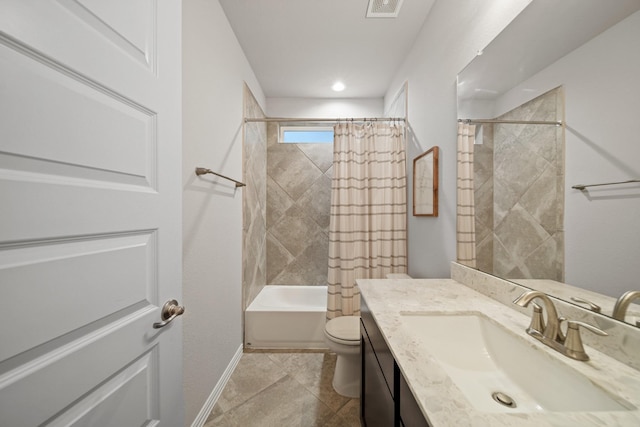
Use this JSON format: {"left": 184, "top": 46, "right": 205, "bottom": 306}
{"left": 332, "top": 81, "right": 345, "bottom": 92}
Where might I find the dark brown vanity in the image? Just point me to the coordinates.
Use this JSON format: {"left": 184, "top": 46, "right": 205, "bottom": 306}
{"left": 361, "top": 296, "right": 431, "bottom": 427}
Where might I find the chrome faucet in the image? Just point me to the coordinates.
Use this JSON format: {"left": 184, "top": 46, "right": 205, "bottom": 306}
{"left": 514, "top": 290, "right": 607, "bottom": 361}
{"left": 612, "top": 290, "right": 640, "bottom": 323}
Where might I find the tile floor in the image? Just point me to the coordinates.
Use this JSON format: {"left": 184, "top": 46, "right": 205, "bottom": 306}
{"left": 204, "top": 351, "right": 361, "bottom": 427}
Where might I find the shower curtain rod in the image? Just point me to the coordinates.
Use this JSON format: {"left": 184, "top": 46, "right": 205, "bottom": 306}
{"left": 244, "top": 117, "right": 406, "bottom": 123}
{"left": 458, "top": 118, "right": 563, "bottom": 126}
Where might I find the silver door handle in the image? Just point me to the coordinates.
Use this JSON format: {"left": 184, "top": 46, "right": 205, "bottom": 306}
{"left": 153, "top": 299, "right": 185, "bottom": 328}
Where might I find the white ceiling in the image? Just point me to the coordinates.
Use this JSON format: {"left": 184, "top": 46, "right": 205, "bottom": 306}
{"left": 218, "top": 0, "right": 435, "bottom": 99}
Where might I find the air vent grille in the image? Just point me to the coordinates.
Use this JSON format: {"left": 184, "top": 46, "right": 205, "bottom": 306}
{"left": 366, "top": 0, "right": 404, "bottom": 18}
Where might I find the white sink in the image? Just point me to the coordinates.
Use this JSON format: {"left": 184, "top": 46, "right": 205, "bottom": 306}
{"left": 399, "top": 312, "right": 633, "bottom": 413}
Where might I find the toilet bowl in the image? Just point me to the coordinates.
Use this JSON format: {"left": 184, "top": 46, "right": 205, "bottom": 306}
{"left": 324, "top": 316, "right": 361, "bottom": 398}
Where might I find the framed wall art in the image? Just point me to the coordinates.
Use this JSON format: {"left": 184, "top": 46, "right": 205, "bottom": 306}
{"left": 413, "top": 146, "right": 439, "bottom": 216}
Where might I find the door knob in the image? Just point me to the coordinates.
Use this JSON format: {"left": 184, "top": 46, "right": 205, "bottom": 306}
{"left": 153, "top": 299, "right": 185, "bottom": 328}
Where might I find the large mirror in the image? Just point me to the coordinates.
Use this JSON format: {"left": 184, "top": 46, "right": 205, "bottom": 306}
{"left": 456, "top": 0, "right": 640, "bottom": 326}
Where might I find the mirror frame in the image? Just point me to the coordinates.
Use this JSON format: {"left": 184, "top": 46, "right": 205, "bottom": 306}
{"left": 413, "top": 146, "right": 439, "bottom": 217}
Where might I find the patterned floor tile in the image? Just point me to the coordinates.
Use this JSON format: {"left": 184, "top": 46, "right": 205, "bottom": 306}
{"left": 208, "top": 352, "right": 361, "bottom": 427}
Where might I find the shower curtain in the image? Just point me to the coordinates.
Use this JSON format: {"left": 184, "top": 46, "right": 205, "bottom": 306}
{"left": 327, "top": 122, "right": 407, "bottom": 319}
{"left": 456, "top": 123, "right": 477, "bottom": 267}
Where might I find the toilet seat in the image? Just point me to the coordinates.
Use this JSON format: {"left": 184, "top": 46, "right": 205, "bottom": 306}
{"left": 325, "top": 316, "right": 360, "bottom": 346}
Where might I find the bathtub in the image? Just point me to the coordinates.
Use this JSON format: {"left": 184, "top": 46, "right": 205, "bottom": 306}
{"left": 244, "top": 285, "right": 329, "bottom": 350}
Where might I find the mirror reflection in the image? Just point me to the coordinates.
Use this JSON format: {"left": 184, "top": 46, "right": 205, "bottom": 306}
{"left": 456, "top": 0, "right": 640, "bottom": 326}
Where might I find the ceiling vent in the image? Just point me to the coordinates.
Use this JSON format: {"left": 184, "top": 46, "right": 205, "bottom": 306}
{"left": 366, "top": 0, "right": 404, "bottom": 18}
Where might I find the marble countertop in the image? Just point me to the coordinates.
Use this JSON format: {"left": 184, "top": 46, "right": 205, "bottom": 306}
{"left": 357, "top": 278, "right": 640, "bottom": 427}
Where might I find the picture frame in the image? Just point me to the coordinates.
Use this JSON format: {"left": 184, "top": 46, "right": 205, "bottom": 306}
{"left": 413, "top": 146, "right": 439, "bottom": 216}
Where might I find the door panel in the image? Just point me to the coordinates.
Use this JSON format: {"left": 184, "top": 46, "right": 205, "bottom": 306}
{"left": 0, "top": 0, "right": 158, "bottom": 91}
{"left": 0, "top": 310, "right": 160, "bottom": 427}
{"left": 1, "top": 41, "right": 155, "bottom": 182}
{"left": 59, "top": 0, "right": 155, "bottom": 70}
{"left": 0, "top": 1, "right": 182, "bottom": 425}
{"left": 0, "top": 231, "right": 156, "bottom": 361}
{"left": 50, "top": 349, "right": 159, "bottom": 427}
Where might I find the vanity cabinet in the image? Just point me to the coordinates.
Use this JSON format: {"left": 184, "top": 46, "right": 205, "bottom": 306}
{"left": 399, "top": 374, "right": 430, "bottom": 427}
{"left": 361, "top": 298, "right": 431, "bottom": 427}
{"left": 361, "top": 328, "right": 395, "bottom": 426}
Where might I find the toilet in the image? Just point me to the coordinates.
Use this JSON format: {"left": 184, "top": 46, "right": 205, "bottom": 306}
{"left": 324, "top": 315, "right": 361, "bottom": 398}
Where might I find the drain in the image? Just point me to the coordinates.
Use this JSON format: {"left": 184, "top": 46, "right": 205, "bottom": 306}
{"left": 491, "top": 391, "right": 517, "bottom": 408}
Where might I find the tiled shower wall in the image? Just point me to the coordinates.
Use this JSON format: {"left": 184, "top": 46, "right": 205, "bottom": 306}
{"left": 475, "top": 87, "right": 565, "bottom": 281}
{"left": 266, "top": 123, "right": 333, "bottom": 286}
{"left": 242, "top": 85, "right": 267, "bottom": 309}
{"left": 474, "top": 123, "right": 495, "bottom": 273}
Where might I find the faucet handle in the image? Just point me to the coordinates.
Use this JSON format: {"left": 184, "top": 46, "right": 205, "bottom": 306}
{"left": 563, "top": 320, "right": 608, "bottom": 361}
{"left": 570, "top": 297, "right": 601, "bottom": 313}
{"left": 526, "top": 303, "right": 546, "bottom": 335}
{"left": 556, "top": 316, "right": 567, "bottom": 343}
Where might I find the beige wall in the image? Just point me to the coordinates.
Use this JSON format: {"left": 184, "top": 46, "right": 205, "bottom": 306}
{"left": 182, "top": 0, "right": 265, "bottom": 424}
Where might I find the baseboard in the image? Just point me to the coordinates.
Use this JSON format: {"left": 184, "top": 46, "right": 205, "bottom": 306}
{"left": 190, "top": 344, "right": 243, "bottom": 427}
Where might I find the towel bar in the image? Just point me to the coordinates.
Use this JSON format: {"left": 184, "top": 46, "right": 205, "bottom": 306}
{"left": 195, "top": 167, "right": 246, "bottom": 187}
{"left": 572, "top": 179, "right": 640, "bottom": 190}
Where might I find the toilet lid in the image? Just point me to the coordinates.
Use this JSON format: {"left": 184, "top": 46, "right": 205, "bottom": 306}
{"left": 325, "top": 316, "right": 360, "bottom": 343}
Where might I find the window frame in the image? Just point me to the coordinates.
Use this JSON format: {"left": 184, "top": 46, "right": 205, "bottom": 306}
{"left": 278, "top": 124, "right": 334, "bottom": 144}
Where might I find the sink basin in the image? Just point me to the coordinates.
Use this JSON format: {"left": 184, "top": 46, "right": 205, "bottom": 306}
{"left": 399, "top": 312, "right": 632, "bottom": 413}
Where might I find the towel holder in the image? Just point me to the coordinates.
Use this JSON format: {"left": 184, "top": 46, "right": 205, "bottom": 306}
{"left": 195, "top": 167, "right": 246, "bottom": 187}
{"left": 572, "top": 179, "right": 640, "bottom": 190}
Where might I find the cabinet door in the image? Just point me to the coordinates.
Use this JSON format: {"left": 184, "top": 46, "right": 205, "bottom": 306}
{"left": 361, "top": 333, "right": 395, "bottom": 426}
{"left": 399, "top": 373, "right": 431, "bottom": 427}
{"left": 361, "top": 296, "right": 395, "bottom": 396}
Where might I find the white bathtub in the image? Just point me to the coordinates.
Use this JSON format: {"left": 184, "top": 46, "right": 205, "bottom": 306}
{"left": 244, "top": 285, "right": 329, "bottom": 349}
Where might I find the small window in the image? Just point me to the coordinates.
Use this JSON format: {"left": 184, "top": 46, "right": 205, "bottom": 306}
{"left": 279, "top": 125, "right": 334, "bottom": 144}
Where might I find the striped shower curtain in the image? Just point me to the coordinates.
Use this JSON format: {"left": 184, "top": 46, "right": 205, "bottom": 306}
{"left": 327, "top": 122, "right": 408, "bottom": 319}
{"left": 456, "top": 123, "right": 477, "bottom": 267}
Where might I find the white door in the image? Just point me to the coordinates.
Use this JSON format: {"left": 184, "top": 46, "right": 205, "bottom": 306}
{"left": 0, "top": 1, "right": 183, "bottom": 426}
